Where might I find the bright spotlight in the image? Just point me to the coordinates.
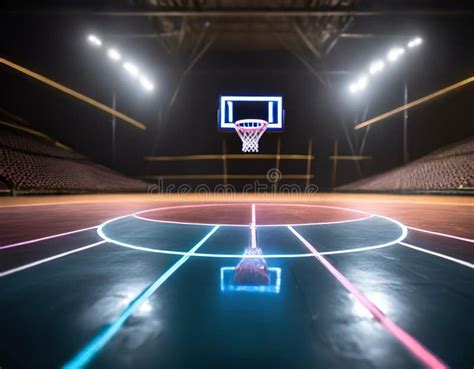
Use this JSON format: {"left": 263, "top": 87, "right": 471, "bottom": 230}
{"left": 387, "top": 47, "right": 405, "bottom": 62}
{"left": 123, "top": 62, "right": 139, "bottom": 77}
{"left": 139, "top": 76, "right": 154, "bottom": 91}
{"left": 356, "top": 75, "right": 368, "bottom": 90}
{"left": 407, "top": 37, "right": 423, "bottom": 48}
{"left": 87, "top": 34, "right": 102, "bottom": 47}
{"left": 349, "top": 83, "right": 358, "bottom": 94}
{"left": 369, "top": 60, "right": 385, "bottom": 75}
{"left": 348, "top": 75, "right": 368, "bottom": 94}
{"left": 107, "top": 48, "right": 121, "bottom": 61}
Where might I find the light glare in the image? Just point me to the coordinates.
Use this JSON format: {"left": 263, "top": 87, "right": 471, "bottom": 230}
{"left": 139, "top": 76, "right": 154, "bottom": 91}
{"left": 87, "top": 35, "right": 102, "bottom": 47}
{"left": 407, "top": 37, "right": 423, "bottom": 48}
{"left": 357, "top": 75, "right": 368, "bottom": 90}
{"left": 387, "top": 47, "right": 405, "bottom": 62}
{"left": 139, "top": 300, "right": 152, "bottom": 314}
{"left": 369, "top": 60, "right": 385, "bottom": 75}
{"left": 107, "top": 48, "right": 121, "bottom": 61}
{"left": 123, "top": 62, "right": 139, "bottom": 77}
{"left": 348, "top": 76, "right": 368, "bottom": 94}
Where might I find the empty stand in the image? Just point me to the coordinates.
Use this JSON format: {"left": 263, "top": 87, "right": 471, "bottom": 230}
{"left": 0, "top": 126, "right": 148, "bottom": 193}
{"left": 337, "top": 138, "right": 474, "bottom": 192}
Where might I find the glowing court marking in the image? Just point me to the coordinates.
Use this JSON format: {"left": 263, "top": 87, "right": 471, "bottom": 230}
{"left": 133, "top": 213, "right": 373, "bottom": 227}
{"left": 132, "top": 202, "right": 373, "bottom": 227}
{"left": 408, "top": 226, "right": 474, "bottom": 243}
{"left": 99, "top": 211, "right": 407, "bottom": 258}
{"left": 400, "top": 241, "right": 474, "bottom": 269}
{"left": 251, "top": 203, "right": 257, "bottom": 248}
{"left": 0, "top": 225, "right": 98, "bottom": 250}
{"left": 133, "top": 214, "right": 246, "bottom": 227}
{"left": 0, "top": 240, "right": 107, "bottom": 277}
{"left": 63, "top": 226, "right": 219, "bottom": 369}
{"left": 220, "top": 267, "right": 281, "bottom": 293}
{"left": 288, "top": 226, "right": 447, "bottom": 369}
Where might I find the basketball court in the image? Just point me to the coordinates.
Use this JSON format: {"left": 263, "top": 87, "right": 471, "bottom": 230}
{"left": 0, "top": 194, "right": 472, "bottom": 369}
{"left": 1, "top": 3, "right": 474, "bottom": 369}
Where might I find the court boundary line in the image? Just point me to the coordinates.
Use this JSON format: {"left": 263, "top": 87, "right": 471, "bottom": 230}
{"left": 287, "top": 226, "right": 447, "bottom": 369}
{"left": 62, "top": 226, "right": 219, "bottom": 369}
{"left": 0, "top": 226, "right": 98, "bottom": 250}
{"left": 0, "top": 240, "right": 107, "bottom": 277}
{"left": 407, "top": 226, "right": 474, "bottom": 243}
{"left": 399, "top": 241, "right": 474, "bottom": 269}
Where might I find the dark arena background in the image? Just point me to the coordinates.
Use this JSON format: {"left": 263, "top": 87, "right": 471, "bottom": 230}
{"left": 0, "top": 1, "right": 473, "bottom": 369}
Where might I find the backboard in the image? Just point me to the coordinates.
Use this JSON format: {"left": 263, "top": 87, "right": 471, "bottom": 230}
{"left": 218, "top": 95, "right": 284, "bottom": 131}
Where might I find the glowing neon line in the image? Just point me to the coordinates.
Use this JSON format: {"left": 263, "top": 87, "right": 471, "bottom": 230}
{"left": 131, "top": 202, "right": 373, "bottom": 227}
{"left": 133, "top": 213, "right": 373, "bottom": 227}
{"left": 408, "top": 226, "right": 474, "bottom": 243}
{"left": 133, "top": 214, "right": 246, "bottom": 227}
{"left": 0, "top": 240, "right": 107, "bottom": 277}
{"left": 100, "top": 214, "right": 406, "bottom": 259}
{"left": 268, "top": 101, "right": 274, "bottom": 122}
{"left": 288, "top": 226, "right": 446, "bottom": 369}
{"left": 260, "top": 215, "right": 374, "bottom": 227}
{"left": 219, "top": 96, "right": 283, "bottom": 129}
{"left": 63, "top": 226, "right": 219, "bottom": 369}
{"left": 400, "top": 241, "right": 474, "bottom": 269}
{"left": 227, "top": 101, "right": 233, "bottom": 122}
{"left": 251, "top": 203, "right": 257, "bottom": 249}
{"left": 220, "top": 267, "right": 281, "bottom": 293}
{"left": 98, "top": 203, "right": 406, "bottom": 258}
{"left": 0, "top": 225, "right": 98, "bottom": 249}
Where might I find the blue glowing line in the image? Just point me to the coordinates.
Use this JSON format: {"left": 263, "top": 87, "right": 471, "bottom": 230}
{"left": 63, "top": 226, "right": 219, "bottom": 369}
{"left": 220, "top": 267, "right": 281, "bottom": 294}
{"left": 268, "top": 101, "right": 274, "bottom": 123}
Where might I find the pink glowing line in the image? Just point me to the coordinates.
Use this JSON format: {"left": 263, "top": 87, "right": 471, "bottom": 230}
{"left": 408, "top": 226, "right": 474, "bottom": 243}
{"left": 0, "top": 225, "right": 98, "bottom": 250}
{"left": 251, "top": 203, "right": 257, "bottom": 249}
{"left": 288, "top": 226, "right": 447, "bottom": 369}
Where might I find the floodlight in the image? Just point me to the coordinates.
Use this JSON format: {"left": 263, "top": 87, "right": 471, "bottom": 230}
{"left": 139, "top": 76, "right": 154, "bottom": 91}
{"left": 123, "top": 62, "right": 139, "bottom": 77}
{"left": 87, "top": 35, "right": 102, "bottom": 47}
{"left": 387, "top": 47, "right": 405, "bottom": 62}
{"left": 356, "top": 75, "right": 368, "bottom": 90}
{"left": 369, "top": 60, "right": 385, "bottom": 75}
{"left": 349, "top": 83, "right": 358, "bottom": 93}
{"left": 107, "top": 48, "right": 121, "bottom": 61}
{"left": 407, "top": 37, "right": 423, "bottom": 48}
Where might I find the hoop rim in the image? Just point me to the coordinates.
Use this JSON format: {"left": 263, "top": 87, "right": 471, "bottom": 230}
{"left": 234, "top": 119, "right": 269, "bottom": 132}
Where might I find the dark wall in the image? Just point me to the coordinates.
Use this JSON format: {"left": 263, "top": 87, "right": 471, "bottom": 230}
{"left": 0, "top": 13, "right": 473, "bottom": 189}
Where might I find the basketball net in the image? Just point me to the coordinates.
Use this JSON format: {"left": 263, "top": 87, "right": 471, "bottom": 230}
{"left": 234, "top": 119, "right": 268, "bottom": 153}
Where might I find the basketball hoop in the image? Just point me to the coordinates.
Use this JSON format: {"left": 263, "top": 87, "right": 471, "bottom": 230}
{"left": 234, "top": 119, "right": 268, "bottom": 153}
